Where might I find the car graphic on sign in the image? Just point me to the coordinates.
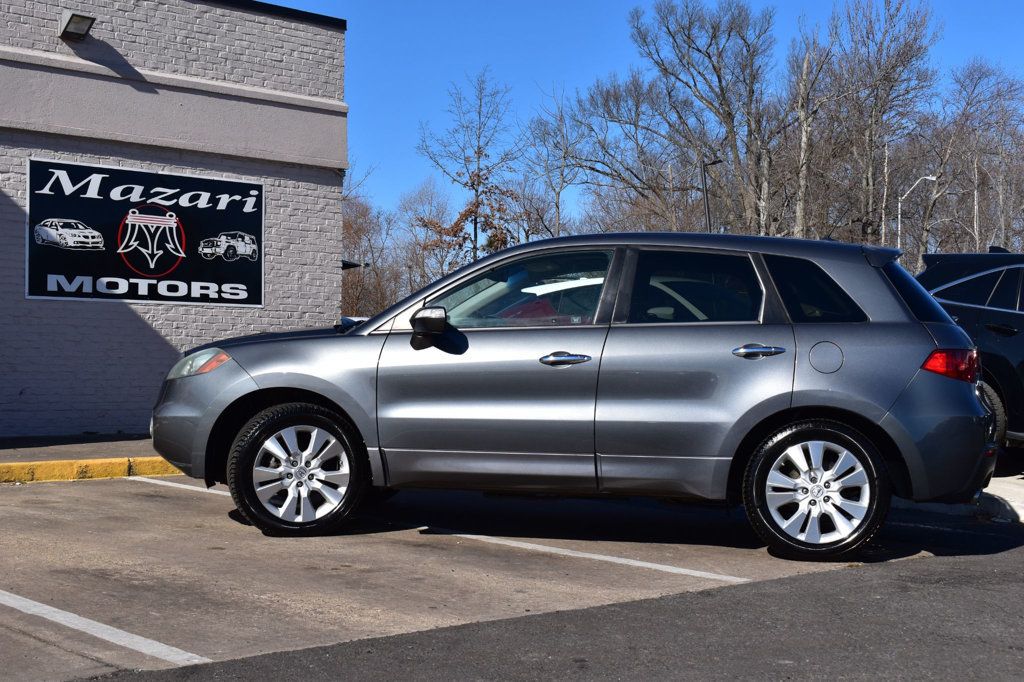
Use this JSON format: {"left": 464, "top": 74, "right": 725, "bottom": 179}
{"left": 198, "top": 231, "right": 258, "bottom": 262}
{"left": 33, "top": 218, "right": 104, "bottom": 250}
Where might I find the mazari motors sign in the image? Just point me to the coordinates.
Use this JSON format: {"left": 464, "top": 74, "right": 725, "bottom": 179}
{"left": 26, "top": 159, "right": 263, "bottom": 306}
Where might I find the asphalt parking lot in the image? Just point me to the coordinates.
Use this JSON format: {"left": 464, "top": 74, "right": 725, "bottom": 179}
{"left": 2, "top": 470, "right": 1023, "bottom": 681}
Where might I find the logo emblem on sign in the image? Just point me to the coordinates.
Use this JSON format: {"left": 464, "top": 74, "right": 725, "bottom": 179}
{"left": 117, "top": 207, "right": 186, "bottom": 276}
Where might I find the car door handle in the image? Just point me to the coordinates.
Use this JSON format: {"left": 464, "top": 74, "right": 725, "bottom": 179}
{"left": 539, "top": 351, "right": 592, "bottom": 366}
{"left": 732, "top": 344, "right": 787, "bottom": 359}
{"left": 985, "top": 323, "right": 1019, "bottom": 337}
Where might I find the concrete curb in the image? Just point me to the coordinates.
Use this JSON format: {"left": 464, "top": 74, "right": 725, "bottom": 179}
{"left": 0, "top": 457, "right": 179, "bottom": 483}
{"left": 893, "top": 492, "right": 1024, "bottom": 523}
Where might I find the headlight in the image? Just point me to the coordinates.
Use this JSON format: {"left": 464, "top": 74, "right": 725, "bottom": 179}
{"left": 167, "top": 348, "right": 231, "bottom": 380}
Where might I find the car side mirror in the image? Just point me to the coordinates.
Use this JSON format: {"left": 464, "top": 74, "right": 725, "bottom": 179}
{"left": 410, "top": 307, "right": 448, "bottom": 350}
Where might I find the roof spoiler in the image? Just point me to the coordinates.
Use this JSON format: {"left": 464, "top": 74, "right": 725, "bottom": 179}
{"left": 861, "top": 245, "right": 900, "bottom": 267}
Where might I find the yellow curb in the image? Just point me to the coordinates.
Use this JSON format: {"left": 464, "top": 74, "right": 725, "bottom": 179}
{"left": 0, "top": 456, "right": 181, "bottom": 483}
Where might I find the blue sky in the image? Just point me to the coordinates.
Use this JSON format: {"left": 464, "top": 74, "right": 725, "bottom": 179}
{"left": 277, "top": 1, "right": 1024, "bottom": 213}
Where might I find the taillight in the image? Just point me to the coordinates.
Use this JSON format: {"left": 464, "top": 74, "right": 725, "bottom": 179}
{"left": 921, "top": 349, "right": 978, "bottom": 383}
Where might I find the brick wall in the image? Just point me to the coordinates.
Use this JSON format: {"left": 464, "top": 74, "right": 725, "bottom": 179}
{"left": 0, "top": 130, "right": 345, "bottom": 435}
{"left": 0, "top": 0, "right": 344, "bottom": 99}
{"left": 0, "top": 1, "right": 347, "bottom": 437}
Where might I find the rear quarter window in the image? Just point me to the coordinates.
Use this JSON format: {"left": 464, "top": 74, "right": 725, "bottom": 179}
{"left": 764, "top": 255, "right": 867, "bottom": 323}
{"left": 883, "top": 261, "right": 954, "bottom": 323}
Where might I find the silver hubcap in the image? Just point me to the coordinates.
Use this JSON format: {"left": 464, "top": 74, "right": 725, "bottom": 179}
{"left": 764, "top": 440, "right": 871, "bottom": 545}
{"left": 251, "top": 425, "right": 350, "bottom": 523}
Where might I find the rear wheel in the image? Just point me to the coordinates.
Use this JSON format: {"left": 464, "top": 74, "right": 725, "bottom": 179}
{"left": 978, "top": 381, "right": 1006, "bottom": 446}
{"left": 743, "top": 420, "right": 890, "bottom": 560}
{"left": 227, "top": 402, "right": 367, "bottom": 535}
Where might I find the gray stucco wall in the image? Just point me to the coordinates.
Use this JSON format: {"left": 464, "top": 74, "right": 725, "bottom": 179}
{"left": 0, "top": 1, "right": 347, "bottom": 436}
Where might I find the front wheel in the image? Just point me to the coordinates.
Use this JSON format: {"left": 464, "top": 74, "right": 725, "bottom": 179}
{"left": 743, "top": 420, "right": 890, "bottom": 560}
{"left": 227, "top": 403, "right": 368, "bottom": 535}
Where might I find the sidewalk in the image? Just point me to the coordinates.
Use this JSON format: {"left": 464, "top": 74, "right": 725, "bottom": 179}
{"left": 0, "top": 436, "right": 177, "bottom": 482}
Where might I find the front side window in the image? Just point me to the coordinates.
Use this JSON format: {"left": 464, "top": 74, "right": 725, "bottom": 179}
{"left": 933, "top": 271, "right": 1001, "bottom": 307}
{"left": 626, "top": 250, "right": 762, "bottom": 324}
{"left": 764, "top": 255, "right": 867, "bottom": 323}
{"left": 428, "top": 250, "right": 613, "bottom": 329}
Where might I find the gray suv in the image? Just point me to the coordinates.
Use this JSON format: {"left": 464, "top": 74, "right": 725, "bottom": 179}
{"left": 151, "top": 234, "right": 996, "bottom": 559}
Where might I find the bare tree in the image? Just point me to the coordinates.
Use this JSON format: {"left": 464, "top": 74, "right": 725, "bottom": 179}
{"left": 631, "top": 0, "right": 786, "bottom": 235}
{"left": 399, "top": 178, "right": 473, "bottom": 282}
{"left": 521, "top": 91, "right": 585, "bottom": 237}
{"left": 831, "top": 0, "right": 937, "bottom": 244}
{"left": 340, "top": 196, "right": 404, "bottom": 316}
{"left": 787, "top": 19, "right": 840, "bottom": 238}
{"left": 417, "top": 68, "right": 522, "bottom": 259}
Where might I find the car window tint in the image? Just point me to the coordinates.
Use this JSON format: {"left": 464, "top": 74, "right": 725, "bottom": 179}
{"left": 627, "top": 251, "right": 762, "bottom": 324}
{"left": 764, "top": 255, "right": 867, "bottom": 323}
{"left": 428, "top": 250, "right": 612, "bottom": 329}
{"left": 934, "top": 271, "right": 1001, "bottom": 306}
{"left": 988, "top": 269, "right": 1020, "bottom": 310}
{"left": 886, "top": 261, "right": 953, "bottom": 323}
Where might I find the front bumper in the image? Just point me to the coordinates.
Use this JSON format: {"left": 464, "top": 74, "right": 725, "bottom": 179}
{"left": 150, "top": 358, "right": 258, "bottom": 479}
{"left": 881, "top": 370, "right": 994, "bottom": 502}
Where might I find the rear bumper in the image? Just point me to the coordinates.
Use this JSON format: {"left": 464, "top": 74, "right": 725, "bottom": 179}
{"left": 881, "top": 370, "right": 994, "bottom": 502}
{"left": 931, "top": 443, "right": 999, "bottom": 503}
{"left": 151, "top": 359, "right": 258, "bottom": 479}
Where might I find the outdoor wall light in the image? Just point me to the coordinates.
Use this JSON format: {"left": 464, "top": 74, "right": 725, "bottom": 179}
{"left": 57, "top": 10, "right": 95, "bottom": 40}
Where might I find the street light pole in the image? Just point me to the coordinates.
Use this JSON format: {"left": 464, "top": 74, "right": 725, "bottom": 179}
{"left": 897, "top": 175, "right": 937, "bottom": 250}
{"left": 701, "top": 158, "right": 723, "bottom": 234}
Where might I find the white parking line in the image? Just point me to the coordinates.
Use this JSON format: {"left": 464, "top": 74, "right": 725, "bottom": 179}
{"left": 446, "top": 533, "right": 749, "bottom": 583}
{"left": 0, "top": 588, "right": 211, "bottom": 666}
{"left": 125, "top": 476, "right": 749, "bottom": 584}
{"left": 126, "top": 476, "right": 230, "bottom": 496}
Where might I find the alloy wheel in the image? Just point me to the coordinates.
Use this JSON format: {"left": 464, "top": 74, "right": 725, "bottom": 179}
{"left": 251, "top": 425, "right": 350, "bottom": 523}
{"left": 763, "top": 440, "right": 871, "bottom": 545}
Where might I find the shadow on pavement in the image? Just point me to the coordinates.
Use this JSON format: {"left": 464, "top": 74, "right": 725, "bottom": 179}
{"left": 994, "top": 446, "right": 1024, "bottom": 477}
{"left": 265, "top": 488, "right": 1024, "bottom": 564}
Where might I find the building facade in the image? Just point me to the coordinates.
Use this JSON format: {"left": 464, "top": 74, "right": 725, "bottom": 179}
{"left": 0, "top": 0, "right": 348, "bottom": 436}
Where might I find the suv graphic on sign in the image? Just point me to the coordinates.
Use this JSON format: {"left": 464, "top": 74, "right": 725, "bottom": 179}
{"left": 199, "top": 231, "right": 258, "bottom": 262}
{"left": 33, "top": 218, "right": 104, "bottom": 250}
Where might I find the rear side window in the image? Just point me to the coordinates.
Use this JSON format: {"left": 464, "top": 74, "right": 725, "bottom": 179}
{"left": 883, "top": 261, "right": 953, "bottom": 323}
{"left": 627, "top": 250, "right": 762, "bottom": 323}
{"left": 987, "top": 269, "right": 1021, "bottom": 311}
{"left": 764, "top": 255, "right": 867, "bottom": 323}
{"left": 933, "top": 271, "right": 1000, "bottom": 306}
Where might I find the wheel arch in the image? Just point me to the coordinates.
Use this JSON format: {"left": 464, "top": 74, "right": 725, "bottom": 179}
{"left": 203, "top": 387, "right": 380, "bottom": 487}
{"left": 726, "top": 406, "right": 913, "bottom": 504}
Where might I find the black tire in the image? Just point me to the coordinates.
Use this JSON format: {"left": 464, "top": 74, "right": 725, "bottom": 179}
{"left": 201, "top": 253, "right": 214, "bottom": 260}
{"left": 978, "top": 381, "right": 1007, "bottom": 446}
{"left": 742, "top": 419, "right": 890, "bottom": 560}
{"left": 224, "top": 246, "right": 238, "bottom": 261}
{"left": 34, "top": 232, "right": 43, "bottom": 244}
{"left": 226, "top": 402, "right": 368, "bottom": 535}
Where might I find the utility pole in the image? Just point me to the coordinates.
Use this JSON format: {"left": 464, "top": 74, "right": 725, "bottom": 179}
{"left": 701, "top": 158, "right": 723, "bottom": 234}
{"left": 897, "top": 175, "right": 937, "bottom": 250}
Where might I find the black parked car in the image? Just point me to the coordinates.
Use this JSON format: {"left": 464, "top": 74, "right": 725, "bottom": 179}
{"left": 918, "top": 249, "right": 1024, "bottom": 447}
